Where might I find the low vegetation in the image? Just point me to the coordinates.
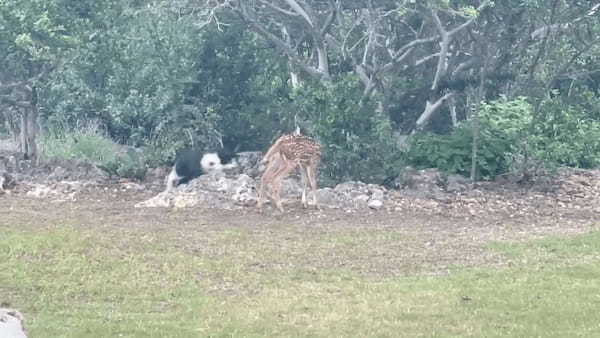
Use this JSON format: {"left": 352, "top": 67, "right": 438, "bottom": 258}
{"left": 39, "top": 124, "right": 148, "bottom": 180}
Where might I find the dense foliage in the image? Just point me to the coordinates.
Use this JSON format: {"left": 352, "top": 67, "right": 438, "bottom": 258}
{"left": 2, "top": 0, "right": 600, "bottom": 183}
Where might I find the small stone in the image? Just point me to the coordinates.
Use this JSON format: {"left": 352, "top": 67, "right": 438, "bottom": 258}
{"left": 368, "top": 199, "right": 383, "bottom": 210}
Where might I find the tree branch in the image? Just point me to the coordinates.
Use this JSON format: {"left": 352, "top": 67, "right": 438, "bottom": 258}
{"left": 0, "top": 95, "right": 32, "bottom": 109}
{"left": 238, "top": 4, "right": 329, "bottom": 81}
{"left": 430, "top": 1, "right": 491, "bottom": 90}
{"left": 282, "top": 0, "right": 314, "bottom": 27}
{"left": 414, "top": 92, "right": 455, "bottom": 131}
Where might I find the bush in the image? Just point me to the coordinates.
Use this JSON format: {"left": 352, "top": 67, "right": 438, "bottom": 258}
{"left": 533, "top": 98, "right": 600, "bottom": 168}
{"left": 406, "top": 95, "right": 600, "bottom": 181}
{"left": 40, "top": 3, "right": 220, "bottom": 155}
{"left": 406, "top": 97, "right": 536, "bottom": 179}
{"left": 40, "top": 123, "right": 119, "bottom": 164}
{"left": 290, "top": 76, "right": 403, "bottom": 185}
{"left": 405, "top": 123, "right": 509, "bottom": 178}
{"left": 99, "top": 147, "right": 147, "bottom": 181}
{"left": 478, "top": 96, "right": 540, "bottom": 179}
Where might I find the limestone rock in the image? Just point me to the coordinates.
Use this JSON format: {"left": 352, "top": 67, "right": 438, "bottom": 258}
{"left": 0, "top": 308, "right": 27, "bottom": 338}
{"left": 368, "top": 199, "right": 384, "bottom": 210}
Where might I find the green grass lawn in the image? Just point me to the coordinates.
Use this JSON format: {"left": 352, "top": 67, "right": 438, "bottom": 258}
{"left": 2, "top": 224, "right": 600, "bottom": 337}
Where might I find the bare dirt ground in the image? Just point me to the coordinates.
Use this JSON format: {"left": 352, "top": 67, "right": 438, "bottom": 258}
{"left": 2, "top": 166, "right": 599, "bottom": 278}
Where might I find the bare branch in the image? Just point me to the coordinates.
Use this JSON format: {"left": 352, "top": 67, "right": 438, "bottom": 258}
{"left": 238, "top": 4, "right": 328, "bottom": 81}
{"left": 414, "top": 92, "right": 455, "bottom": 131}
{"left": 379, "top": 36, "right": 437, "bottom": 74}
{"left": 320, "top": 0, "right": 339, "bottom": 36}
{"left": 0, "top": 95, "right": 32, "bottom": 109}
{"left": 390, "top": 35, "right": 437, "bottom": 62}
{"left": 0, "top": 81, "right": 27, "bottom": 91}
{"left": 362, "top": 26, "right": 376, "bottom": 65}
{"left": 430, "top": 1, "right": 492, "bottom": 90}
{"left": 452, "top": 58, "right": 478, "bottom": 77}
{"left": 430, "top": 10, "right": 449, "bottom": 90}
{"left": 282, "top": 0, "right": 314, "bottom": 27}
{"left": 414, "top": 52, "right": 440, "bottom": 67}
{"left": 259, "top": 0, "right": 300, "bottom": 18}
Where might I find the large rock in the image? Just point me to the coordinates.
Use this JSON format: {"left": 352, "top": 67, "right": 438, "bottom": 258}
{"left": 145, "top": 167, "right": 170, "bottom": 185}
{"left": 230, "top": 151, "right": 264, "bottom": 178}
{"left": 0, "top": 172, "right": 16, "bottom": 193}
{"left": 316, "top": 187, "right": 342, "bottom": 207}
{"left": 370, "top": 187, "right": 385, "bottom": 201}
{"left": 353, "top": 194, "right": 371, "bottom": 207}
{"left": 334, "top": 181, "right": 370, "bottom": 198}
{"left": 331, "top": 181, "right": 388, "bottom": 209}
{"left": 445, "top": 174, "right": 470, "bottom": 193}
{"left": 394, "top": 167, "right": 445, "bottom": 198}
{"left": 0, "top": 308, "right": 27, "bottom": 338}
{"left": 44, "top": 159, "right": 109, "bottom": 183}
{"left": 230, "top": 174, "right": 259, "bottom": 206}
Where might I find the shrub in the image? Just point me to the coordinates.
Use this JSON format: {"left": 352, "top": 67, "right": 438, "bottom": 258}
{"left": 39, "top": 122, "right": 119, "bottom": 164}
{"left": 290, "top": 76, "right": 403, "bottom": 185}
{"left": 406, "top": 97, "right": 535, "bottom": 179}
{"left": 533, "top": 98, "right": 600, "bottom": 168}
{"left": 406, "top": 95, "right": 600, "bottom": 181}
{"left": 99, "top": 147, "right": 147, "bottom": 181}
{"left": 405, "top": 123, "right": 509, "bottom": 179}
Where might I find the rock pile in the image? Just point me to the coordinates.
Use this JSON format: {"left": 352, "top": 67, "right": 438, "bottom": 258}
{"left": 135, "top": 174, "right": 390, "bottom": 211}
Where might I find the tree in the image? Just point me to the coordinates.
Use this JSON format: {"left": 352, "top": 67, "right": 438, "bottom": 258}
{"left": 0, "top": 0, "right": 82, "bottom": 159}
{"left": 40, "top": 0, "right": 221, "bottom": 155}
{"left": 184, "top": 1, "right": 497, "bottom": 133}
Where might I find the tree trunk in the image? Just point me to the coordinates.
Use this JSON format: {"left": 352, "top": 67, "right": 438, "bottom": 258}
{"left": 18, "top": 107, "right": 38, "bottom": 160}
{"left": 289, "top": 66, "right": 301, "bottom": 89}
{"left": 18, "top": 110, "right": 27, "bottom": 154}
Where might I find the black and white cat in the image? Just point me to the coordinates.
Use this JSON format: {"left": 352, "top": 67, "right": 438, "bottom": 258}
{"left": 164, "top": 148, "right": 238, "bottom": 191}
